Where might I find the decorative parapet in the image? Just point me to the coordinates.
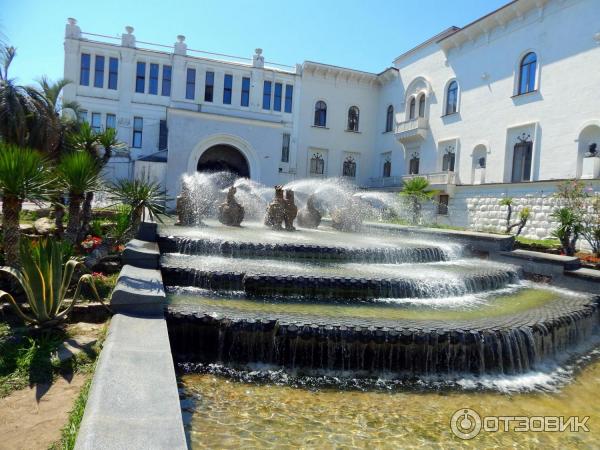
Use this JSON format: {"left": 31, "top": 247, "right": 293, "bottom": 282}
{"left": 121, "top": 25, "right": 136, "bottom": 48}
{"left": 65, "top": 17, "right": 81, "bottom": 39}
{"left": 395, "top": 117, "right": 429, "bottom": 143}
{"left": 174, "top": 35, "right": 187, "bottom": 55}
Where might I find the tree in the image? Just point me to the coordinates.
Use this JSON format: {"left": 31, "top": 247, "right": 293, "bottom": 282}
{"left": 551, "top": 207, "right": 582, "bottom": 256}
{"left": 399, "top": 177, "right": 438, "bottom": 225}
{"left": 499, "top": 198, "right": 530, "bottom": 236}
{"left": 107, "top": 178, "right": 168, "bottom": 241}
{"left": 56, "top": 152, "right": 102, "bottom": 244}
{"left": 0, "top": 144, "right": 52, "bottom": 265}
{"left": 581, "top": 195, "right": 600, "bottom": 256}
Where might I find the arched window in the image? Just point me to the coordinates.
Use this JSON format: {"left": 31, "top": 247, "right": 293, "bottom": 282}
{"left": 385, "top": 105, "right": 394, "bottom": 132}
{"left": 445, "top": 81, "right": 458, "bottom": 115}
{"left": 310, "top": 152, "right": 325, "bottom": 175}
{"left": 409, "top": 97, "right": 416, "bottom": 119}
{"left": 383, "top": 159, "right": 391, "bottom": 178}
{"left": 409, "top": 153, "right": 420, "bottom": 174}
{"left": 314, "top": 101, "right": 327, "bottom": 127}
{"left": 418, "top": 94, "right": 425, "bottom": 118}
{"left": 518, "top": 52, "right": 537, "bottom": 95}
{"left": 342, "top": 156, "right": 356, "bottom": 177}
{"left": 347, "top": 106, "right": 359, "bottom": 132}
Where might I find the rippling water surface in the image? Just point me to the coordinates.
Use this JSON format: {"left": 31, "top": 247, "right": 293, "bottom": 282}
{"left": 180, "top": 352, "right": 600, "bottom": 449}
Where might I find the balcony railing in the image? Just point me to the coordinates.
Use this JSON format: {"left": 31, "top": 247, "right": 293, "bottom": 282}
{"left": 367, "top": 171, "right": 456, "bottom": 188}
{"left": 394, "top": 117, "right": 428, "bottom": 143}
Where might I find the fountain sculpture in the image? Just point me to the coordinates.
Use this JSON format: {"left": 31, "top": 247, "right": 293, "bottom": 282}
{"left": 218, "top": 186, "right": 245, "bottom": 227}
{"left": 264, "top": 186, "right": 286, "bottom": 230}
{"left": 297, "top": 194, "right": 322, "bottom": 229}
{"left": 283, "top": 189, "right": 298, "bottom": 231}
{"left": 331, "top": 198, "right": 363, "bottom": 232}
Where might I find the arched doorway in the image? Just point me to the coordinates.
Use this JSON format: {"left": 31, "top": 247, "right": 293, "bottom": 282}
{"left": 196, "top": 144, "right": 250, "bottom": 178}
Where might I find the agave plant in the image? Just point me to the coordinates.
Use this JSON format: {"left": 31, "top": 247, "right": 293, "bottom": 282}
{"left": 107, "top": 178, "right": 168, "bottom": 241}
{"left": 0, "top": 238, "right": 106, "bottom": 327}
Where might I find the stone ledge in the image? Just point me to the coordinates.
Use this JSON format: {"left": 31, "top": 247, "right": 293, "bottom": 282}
{"left": 565, "top": 267, "right": 600, "bottom": 282}
{"left": 111, "top": 265, "right": 165, "bottom": 314}
{"left": 123, "top": 239, "right": 160, "bottom": 269}
{"left": 500, "top": 249, "right": 581, "bottom": 270}
{"left": 75, "top": 314, "right": 186, "bottom": 450}
{"left": 359, "top": 221, "right": 515, "bottom": 253}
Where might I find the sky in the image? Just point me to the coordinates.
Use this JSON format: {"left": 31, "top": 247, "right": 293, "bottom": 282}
{"left": 2, "top": 0, "right": 508, "bottom": 86}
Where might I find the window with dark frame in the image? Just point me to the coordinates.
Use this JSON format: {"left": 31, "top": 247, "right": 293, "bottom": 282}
{"left": 263, "top": 80, "right": 272, "bottom": 110}
{"left": 446, "top": 81, "right": 458, "bottom": 115}
{"left": 106, "top": 113, "right": 116, "bottom": 130}
{"left": 347, "top": 106, "right": 359, "bottom": 132}
{"left": 383, "top": 159, "right": 392, "bottom": 178}
{"left": 149, "top": 63, "right": 159, "bottom": 95}
{"left": 518, "top": 52, "right": 537, "bottom": 95}
{"left": 310, "top": 153, "right": 325, "bottom": 175}
{"left": 80, "top": 53, "right": 90, "bottom": 86}
{"left": 511, "top": 139, "right": 533, "bottom": 182}
{"left": 438, "top": 194, "right": 449, "bottom": 215}
{"left": 241, "top": 77, "right": 250, "bottom": 106}
{"left": 284, "top": 84, "right": 293, "bottom": 113}
{"left": 223, "top": 74, "right": 232, "bottom": 104}
{"left": 204, "top": 71, "right": 214, "bottom": 102}
{"left": 135, "top": 62, "right": 146, "bottom": 93}
{"left": 108, "top": 57, "right": 118, "bottom": 90}
{"left": 385, "top": 105, "right": 394, "bottom": 132}
{"left": 186, "top": 68, "right": 196, "bottom": 100}
{"left": 343, "top": 156, "right": 356, "bottom": 177}
{"left": 132, "top": 116, "right": 143, "bottom": 148}
{"left": 314, "top": 101, "right": 327, "bottom": 127}
{"left": 281, "top": 133, "right": 290, "bottom": 163}
{"left": 91, "top": 112, "right": 102, "bottom": 132}
{"left": 442, "top": 151, "right": 455, "bottom": 172}
{"left": 162, "top": 65, "right": 172, "bottom": 96}
{"left": 274, "top": 83, "right": 282, "bottom": 111}
{"left": 409, "top": 154, "right": 420, "bottom": 175}
{"left": 159, "top": 120, "right": 168, "bottom": 150}
{"left": 409, "top": 97, "right": 416, "bottom": 119}
{"left": 94, "top": 55, "right": 104, "bottom": 88}
{"left": 418, "top": 94, "right": 425, "bottom": 117}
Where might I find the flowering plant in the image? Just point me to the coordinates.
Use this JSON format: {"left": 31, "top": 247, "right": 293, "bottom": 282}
{"left": 81, "top": 235, "right": 102, "bottom": 252}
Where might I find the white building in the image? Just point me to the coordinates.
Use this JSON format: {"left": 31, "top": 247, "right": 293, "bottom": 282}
{"left": 63, "top": 0, "right": 600, "bottom": 238}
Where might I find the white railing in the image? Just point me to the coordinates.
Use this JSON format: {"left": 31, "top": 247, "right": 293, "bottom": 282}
{"left": 368, "top": 171, "right": 456, "bottom": 188}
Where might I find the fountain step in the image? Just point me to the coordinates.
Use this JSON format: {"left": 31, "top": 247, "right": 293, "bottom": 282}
{"left": 161, "top": 264, "right": 520, "bottom": 300}
{"left": 111, "top": 265, "right": 166, "bottom": 314}
{"left": 123, "top": 239, "right": 160, "bottom": 269}
{"left": 166, "top": 294, "right": 599, "bottom": 376}
{"left": 157, "top": 235, "right": 449, "bottom": 264}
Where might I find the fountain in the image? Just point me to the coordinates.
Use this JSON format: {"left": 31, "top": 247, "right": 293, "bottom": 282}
{"left": 161, "top": 171, "right": 600, "bottom": 447}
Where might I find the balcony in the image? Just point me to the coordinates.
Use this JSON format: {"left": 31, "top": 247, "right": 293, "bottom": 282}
{"left": 367, "top": 171, "right": 456, "bottom": 193}
{"left": 394, "top": 117, "right": 428, "bottom": 143}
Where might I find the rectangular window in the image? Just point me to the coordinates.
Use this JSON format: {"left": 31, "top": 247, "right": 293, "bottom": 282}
{"left": 262, "top": 80, "right": 272, "bottom": 110}
{"left": 438, "top": 194, "right": 449, "bottom": 215}
{"left": 91, "top": 112, "right": 102, "bottom": 132}
{"left": 94, "top": 55, "right": 105, "bottom": 88}
{"left": 135, "top": 62, "right": 146, "bottom": 93}
{"left": 204, "top": 71, "right": 214, "bottom": 102}
{"left": 162, "top": 65, "right": 172, "bottom": 96}
{"left": 185, "top": 68, "right": 196, "bottom": 99}
{"left": 511, "top": 141, "right": 532, "bottom": 182}
{"left": 132, "top": 116, "right": 143, "bottom": 148}
{"left": 80, "top": 53, "right": 90, "bottom": 86}
{"left": 78, "top": 110, "right": 88, "bottom": 122}
{"left": 284, "top": 84, "right": 293, "bottom": 113}
{"left": 241, "top": 77, "right": 250, "bottom": 107}
{"left": 159, "top": 120, "right": 168, "bottom": 150}
{"left": 223, "top": 74, "right": 232, "bottom": 104}
{"left": 273, "top": 83, "right": 282, "bottom": 111}
{"left": 149, "top": 63, "right": 159, "bottom": 95}
{"left": 281, "top": 133, "right": 290, "bottom": 163}
{"left": 106, "top": 113, "right": 116, "bottom": 130}
{"left": 108, "top": 57, "right": 118, "bottom": 90}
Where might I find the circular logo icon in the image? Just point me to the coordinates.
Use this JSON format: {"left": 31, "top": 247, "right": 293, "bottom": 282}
{"left": 451, "top": 408, "right": 482, "bottom": 440}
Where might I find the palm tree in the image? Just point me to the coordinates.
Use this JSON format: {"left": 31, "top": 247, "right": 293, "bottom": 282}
{"left": 107, "top": 178, "right": 168, "bottom": 241}
{"left": 56, "top": 152, "right": 102, "bottom": 244}
{"left": 0, "top": 46, "right": 36, "bottom": 147}
{"left": 0, "top": 144, "right": 52, "bottom": 265}
{"left": 399, "top": 177, "right": 439, "bottom": 225}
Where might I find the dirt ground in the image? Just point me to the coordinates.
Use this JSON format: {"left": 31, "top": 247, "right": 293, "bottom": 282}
{"left": 0, "top": 374, "right": 87, "bottom": 450}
